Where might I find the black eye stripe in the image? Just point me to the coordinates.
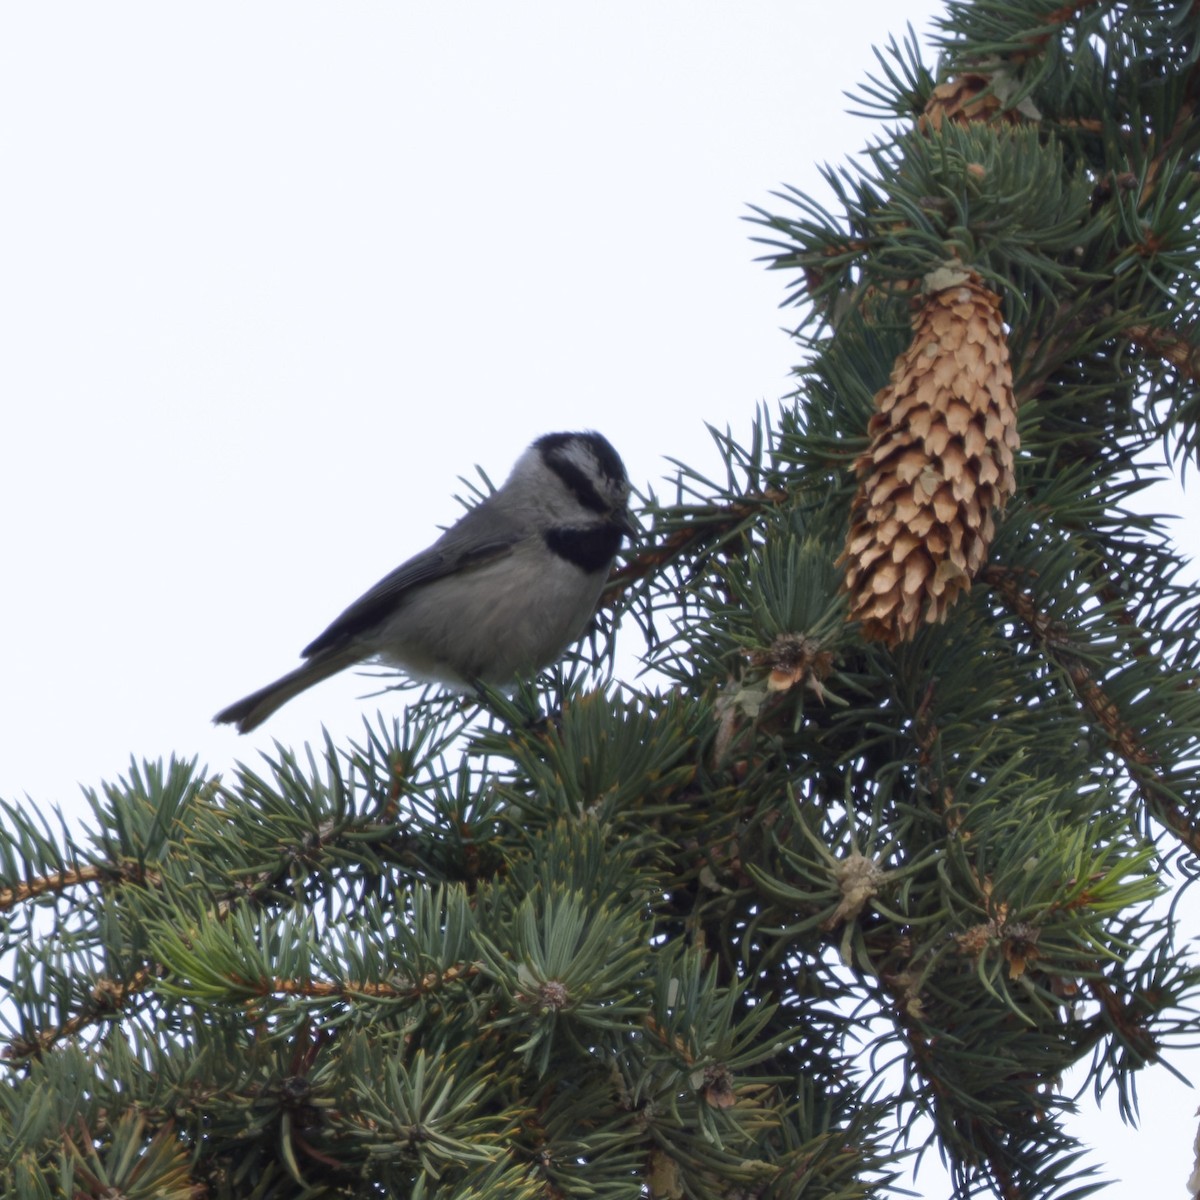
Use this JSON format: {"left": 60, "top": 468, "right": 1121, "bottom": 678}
{"left": 549, "top": 459, "right": 609, "bottom": 513}
{"left": 535, "top": 432, "right": 629, "bottom": 515}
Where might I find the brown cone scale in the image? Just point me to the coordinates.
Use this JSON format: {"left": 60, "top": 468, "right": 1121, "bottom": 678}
{"left": 841, "top": 275, "right": 1018, "bottom": 644}
{"left": 918, "top": 73, "right": 1024, "bottom": 133}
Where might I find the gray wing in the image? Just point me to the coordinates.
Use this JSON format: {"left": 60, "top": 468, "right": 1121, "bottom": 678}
{"left": 301, "top": 506, "right": 522, "bottom": 659}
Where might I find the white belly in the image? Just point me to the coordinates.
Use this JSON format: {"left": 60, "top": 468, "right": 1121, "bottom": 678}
{"left": 369, "top": 540, "right": 605, "bottom": 686}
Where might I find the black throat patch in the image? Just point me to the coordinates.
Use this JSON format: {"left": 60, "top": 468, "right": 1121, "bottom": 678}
{"left": 543, "top": 525, "right": 624, "bottom": 573}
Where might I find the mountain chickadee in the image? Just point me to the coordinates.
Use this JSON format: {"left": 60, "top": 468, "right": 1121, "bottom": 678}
{"left": 214, "top": 431, "right": 632, "bottom": 733}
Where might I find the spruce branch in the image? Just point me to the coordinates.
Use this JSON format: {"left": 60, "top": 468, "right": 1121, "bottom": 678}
{"left": 1126, "top": 323, "right": 1200, "bottom": 386}
{"left": 6, "top": 966, "right": 157, "bottom": 1062}
{"left": 0, "top": 863, "right": 134, "bottom": 911}
{"left": 233, "top": 965, "right": 481, "bottom": 1003}
{"left": 1084, "top": 974, "right": 1160, "bottom": 1067}
{"left": 984, "top": 564, "right": 1200, "bottom": 857}
{"left": 600, "top": 489, "right": 790, "bottom": 609}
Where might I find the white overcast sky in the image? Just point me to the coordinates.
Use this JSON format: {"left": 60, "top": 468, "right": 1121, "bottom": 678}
{"left": 2, "top": 4, "right": 1198, "bottom": 1196}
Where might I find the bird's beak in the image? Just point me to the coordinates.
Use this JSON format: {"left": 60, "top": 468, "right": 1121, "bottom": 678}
{"left": 615, "top": 509, "right": 639, "bottom": 540}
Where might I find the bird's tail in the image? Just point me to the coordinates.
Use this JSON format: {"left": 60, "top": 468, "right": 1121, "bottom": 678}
{"left": 213, "top": 649, "right": 358, "bottom": 734}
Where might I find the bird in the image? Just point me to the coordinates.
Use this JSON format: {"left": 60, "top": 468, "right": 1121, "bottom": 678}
{"left": 214, "top": 431, "right": 633, "bottom": 733}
